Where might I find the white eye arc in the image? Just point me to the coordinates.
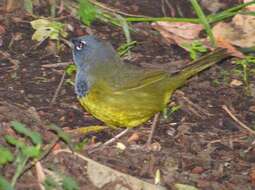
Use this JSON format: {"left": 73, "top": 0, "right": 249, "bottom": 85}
{"left": 75, "top": 40, "right": 87, "bottom": 51}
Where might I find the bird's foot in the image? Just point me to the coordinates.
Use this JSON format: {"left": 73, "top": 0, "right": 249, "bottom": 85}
{"left": 72, "top": 125, "right": 108, "bottom": 135}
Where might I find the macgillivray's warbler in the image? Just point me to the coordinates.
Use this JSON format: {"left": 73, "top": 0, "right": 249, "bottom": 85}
{"left": 71, "top": 35, "right": 228, "bottom": 142}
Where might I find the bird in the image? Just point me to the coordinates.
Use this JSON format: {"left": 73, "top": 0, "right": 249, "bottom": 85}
{"left": 71, "top": 35, "right": 228, "bottom": 142}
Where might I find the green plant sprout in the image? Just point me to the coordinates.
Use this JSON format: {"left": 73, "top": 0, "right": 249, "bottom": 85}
{"left": 163, "top": 105, "right": 182, "bottom": 120}
{"left": 181, "top": 41, "right": 208, "bottom": 60}
{"left": 212, "top": 69, "right": 231, "bottom": 86}
{"left": 43, "top": 170, "right": 80, "bottom": 190}
{"left": 24, "top": 0, "right": 33, "bottom": 14}
{"left": 2, "top": 121, "right": 42, "bottom": 188}
{"left": 31, "top": 18, "right": 68, "bottom": 50}
{"left": 117, "top": 41, "right": 137, "bottom": 57}
{"left": 235, "top": 56, "right": 255, "bottom": 88}
{"left": 0, "top": 121, "right": 73, "bottom": 189}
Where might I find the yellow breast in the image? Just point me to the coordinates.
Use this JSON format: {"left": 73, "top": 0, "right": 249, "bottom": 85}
{"left": 78, "top": 75, "right": 173, "bottom": 128}
{"left": 79, "top": 94, "right": 153, "bottom": 128}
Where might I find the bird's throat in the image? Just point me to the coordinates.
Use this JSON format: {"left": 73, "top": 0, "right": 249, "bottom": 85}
{"left": 75, "top": 70, "right": 89, "bottom": 97}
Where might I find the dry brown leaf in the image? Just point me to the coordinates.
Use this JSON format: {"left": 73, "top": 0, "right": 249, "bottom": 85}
{"left": 153, "top": 22, "right": 204, "bottom": 39}
{"left": 127, "top": 132, "right": 140, "bottom": 143}
{"left": 214, "top": 36, "right": 244, "bottom": 58}
{"left": 249, "top": 106, "right": 255, "bottom": 112}
{"left": 152, "top": 22, "right": 203, "bottom": 46}
{"left": 191, "top": 166, "right": 204, "bottom": 174}
{"left": 230, "top": 79, "right": 243, "bottom": 87}
{"left": 35, "top": 162, "right": 46, "bottom": 190}
{"left": 146, "top": 142, "right": 162, "bottom": 152}
{"left": 5, "top": 0, "right": 23, "bottom": 12}
{"left": 213, "top": 14, "right": 255, "bottom": 49}
{"left": 201, "top": 0, "right": 226, "bottom": 13}
{"left": 0, "top": 25, "right": 5, "bottom": 35}
{"left": 250, "top": 167, "right": 255, "bottom": 185}
{"left": 52, "top": 143, "right": 61, "bottom": 152}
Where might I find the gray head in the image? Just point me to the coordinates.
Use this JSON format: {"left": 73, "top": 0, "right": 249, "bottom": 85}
{"left": 71, "top": 35, "right": 117, "bottom": 69}
{"left": 71, "top": 35, "right": 118, "bottom": 97}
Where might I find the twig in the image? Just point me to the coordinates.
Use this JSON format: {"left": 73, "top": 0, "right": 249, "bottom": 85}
{"left": 104, "top": 128, "right": 130, "bottom": 146}
{"left": 54, "top": 148, "right": 104, "bottom": 165}
{"left": 147, "top": 113, "right": 160, "bottom": 145}
{"left": 88, "top": 128, "right": 130, "bottom": 154}
{"left": 176, "top": 90, "right": 212, "bottom": 118}
{"left": 222, "top": 105, "right": 255, "bottom": 135}
{"left": 41, "top": 61, "right": 72, "bottom": 68}
{"left": 0, "top": 50, "right": 20, "bottom": 70}
{"left": 50, "top": 72, "right": 66, "bottom": 106}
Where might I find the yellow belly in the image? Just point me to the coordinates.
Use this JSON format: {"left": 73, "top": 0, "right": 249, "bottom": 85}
{"left": 79, "top": 95, "right": 154, "bottom": 128}
{"left": 78, "top": 75, "right": 173, "bottom": 128}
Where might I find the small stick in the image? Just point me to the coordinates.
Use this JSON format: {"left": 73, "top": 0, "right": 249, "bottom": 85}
{"left": 103, "top": 128, "right": 130, "bottom": 146}
{"left": 176, "top": 90, "right": 212, "bottom": 118}
{"left": 147, "top": 113, "right": 160, "bottom": 145}
{"left": 222, "top": 105, "right": 255, "bottom": 135}
{"left": 41, "top": 61, "right": 72, "bottom": 68}
{"left": 88, "top": 128, "right": 130, "bottom": 154}
{"left": 50, "top": 72, "right": 66, "bottom": 106}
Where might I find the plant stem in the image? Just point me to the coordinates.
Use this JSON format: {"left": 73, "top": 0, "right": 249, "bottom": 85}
{"left": 190, "top": 0, "right": 216, "bottom": 47}
{"left": 11, "top": 156, "right": 29, "bottom": 187}
{"left": 243, "top": 64, "right": 248, "bottom": 86}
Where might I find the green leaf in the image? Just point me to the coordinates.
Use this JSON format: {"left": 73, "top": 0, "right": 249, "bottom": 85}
{"left": 0, "top": 146, "right": 13, "bottom": 165}
{"left": 43, "top": 176, "right": 59, "bottom": 190}
{"left": 117, "top": 41, "right": 137, "bottom": 57}
{"left": 0, "top": 176, "right": 14, "bottom": 190}
{"left": 65, "top": 79, "right": 75, "bottom": 86}
{"left": 48, "top": 124, "right": 70, "bottom": 144}
{"left": 79, "top": 0, "right": 97, "bottom": 26}
{"left": 5, "top": 135, "right": 26, "bottom": 149}
{"left": 11, "top": 121, "right": 42, "bottom": 145}
{"left": 74, "top": 138, "right": 89, "bottom": 151}
{"left": 21, "top": 145, "right": 41, "bottom": 158}
{"left": 31, "top": 19, "right": 68, "bottom": 42}
{"left": 181, "top": 41, "right": 208, "bottom": 60}
{"left": 24, "top": 0, "right": 33, "bottom": 14}
{"left": 246, "top": 56, "right": 255, "bottom": 64}
{"left": 62, "top": 176, "right": 80, "bottom": 190}
{"left": 65, "top": 64, "right": 76, "bottom": 76}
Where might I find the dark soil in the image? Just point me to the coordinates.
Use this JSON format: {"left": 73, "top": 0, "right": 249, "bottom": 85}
{"left": 0, "top": 1, "right": 255, "bottom": 190}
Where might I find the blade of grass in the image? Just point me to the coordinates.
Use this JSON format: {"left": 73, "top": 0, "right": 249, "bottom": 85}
{"left": 190, "top": 0, "right": 216, "bottom": 47}
{"left": 216, "top": 0, "right": 255, "bottom": 14}
{"left": 126, "top": 17, "right": 200, "bottom": 23}
{"left": 208, "top": 0, "right": 255, "bottom": 23}
{"left": 115, "top": 14, "right": 132, "bottom": 57}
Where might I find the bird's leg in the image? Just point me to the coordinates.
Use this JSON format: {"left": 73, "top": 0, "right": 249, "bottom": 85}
{"left": 146, "top": 113, "right": 160, "bottom": 145}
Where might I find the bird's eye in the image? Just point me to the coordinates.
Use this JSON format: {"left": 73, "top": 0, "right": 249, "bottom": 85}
{"left": 75, "top": 40, "right": 87, "bottom": 51}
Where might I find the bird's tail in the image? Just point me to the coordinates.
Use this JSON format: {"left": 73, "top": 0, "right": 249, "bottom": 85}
{"left": 170, "top": 48, "right": 229, "bottom": 90}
